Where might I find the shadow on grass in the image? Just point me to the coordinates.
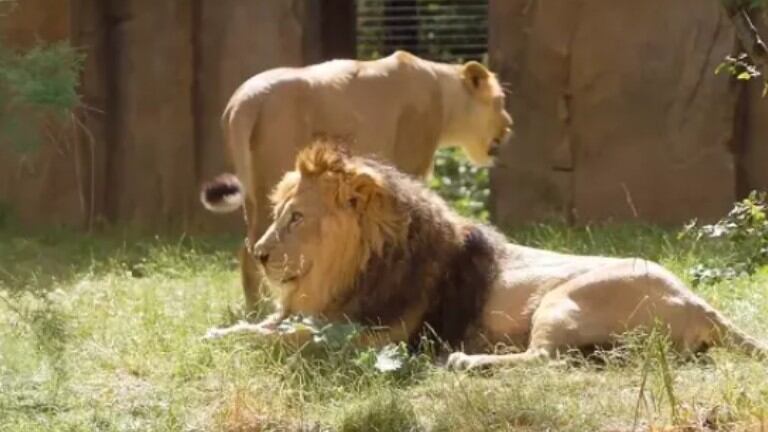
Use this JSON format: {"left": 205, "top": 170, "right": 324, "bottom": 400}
{"left": 0, "top": 221, "right": 701, "bottom": 296}
{"left": 0, "top": 225, "right": 241, "bottom": 296}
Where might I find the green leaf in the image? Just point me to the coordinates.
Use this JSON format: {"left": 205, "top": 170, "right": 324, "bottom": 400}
{"left": 374, "top": 344, "right": 407, "bottom": 372}
{"left": 714, "top": 62, "right": 728, "bottom": 75}
{"left": 737, "top": 71, "right": 753, "bottom": 80}
{"left": 313, "top": 321, "right": 363, "bottom": 348}
{"left": 681, "top": 190, "right": 768, "bottom": 285}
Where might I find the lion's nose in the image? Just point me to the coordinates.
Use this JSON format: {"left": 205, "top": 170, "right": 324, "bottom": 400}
{"left": 257, "top": 252, "right": 269, "bottom": 266}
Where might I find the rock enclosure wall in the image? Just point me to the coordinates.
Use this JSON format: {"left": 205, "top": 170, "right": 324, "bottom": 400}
{"left": 0, "top": 0, "right": 322, "bottom": 232}
{"left": 1, "top": 0, "right": 766, "bottom": 230}
{"left": 489, "top": 0, "right": 767, "bottom": 227}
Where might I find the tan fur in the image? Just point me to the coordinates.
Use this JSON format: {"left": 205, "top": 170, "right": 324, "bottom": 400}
{"left": 206, "top": 144, "right": 768, "bottom": 370}
{"left": 254, "top": 143, "right": 407, "bottom": 321}
{"left": 201, "top": 51, "right": 512, "bottom": 310}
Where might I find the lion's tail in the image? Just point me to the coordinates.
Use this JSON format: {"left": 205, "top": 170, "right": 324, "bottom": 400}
{"left": 200, "top": 173, "right": 243, "bottom": 213}
{"left": 708, "top": 308, "right": 768, "bottom": 359}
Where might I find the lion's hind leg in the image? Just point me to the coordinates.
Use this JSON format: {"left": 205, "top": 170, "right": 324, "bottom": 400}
{"left": 445, "top": 297, "right": 590, "bottom": 371}
{"left": 446, "top": 262, "right": 682, "bottom": 371}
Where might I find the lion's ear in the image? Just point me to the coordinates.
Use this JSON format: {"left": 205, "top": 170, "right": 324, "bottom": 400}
{"left": 346, "top": 171, "right": 385, "bottom": 213}
{"left": 462, "top": 61, "right": 491, "bottom": 92}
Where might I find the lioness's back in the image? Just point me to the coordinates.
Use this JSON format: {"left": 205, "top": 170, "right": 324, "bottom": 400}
{"left": 228, "top": 53, "right": 443, "bottom": 110}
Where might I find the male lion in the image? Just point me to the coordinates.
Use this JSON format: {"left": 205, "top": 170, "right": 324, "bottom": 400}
{"left": 200, "top": 51, "right": 512, "bottom": 309}
{"left": 205, "top": 142, "right": 767, "bottom": 370}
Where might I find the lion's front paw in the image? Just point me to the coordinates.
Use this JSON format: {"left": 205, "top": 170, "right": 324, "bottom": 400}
{"left": 201, "top": 321, "right": 276, "bottom": 341}
{"left": 202, "top": 326, "right": 231, "bottom": 341}
{"left": 446, "top": 352, "right": 492, "bottom": 371}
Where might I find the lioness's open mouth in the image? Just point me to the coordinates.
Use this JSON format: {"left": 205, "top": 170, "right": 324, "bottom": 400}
{"left": 488, "top": 128, "right": 513, "bottom": 157}
{"left": 488, "top": 138, "right": 501, "bottom": 157}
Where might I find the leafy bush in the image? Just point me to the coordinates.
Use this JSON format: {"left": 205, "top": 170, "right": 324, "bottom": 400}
{"left": 680, "top": 191, "right": 768, "bottom": 285}
{"left": 0, "top": 41, "right": 84, "bottom": 152}
{"left": 429, "top": 148, "right": 490, "bottom": 221}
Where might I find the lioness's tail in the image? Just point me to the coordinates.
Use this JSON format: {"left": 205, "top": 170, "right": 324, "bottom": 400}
{"left": 708, "top": 309, "right": 768, "bottom": 359}
{"left": 201, "top": 99, "right": 257, "bottom": 215}
{"left": 200, "top": 173, "right": 244, "bottom": 213}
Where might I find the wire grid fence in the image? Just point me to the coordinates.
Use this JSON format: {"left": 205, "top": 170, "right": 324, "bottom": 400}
{"left": 356, "top": 0, "right": 492, "bottom": 221}
{"left": 356, "top": 0, "right": 488, "bottom": 64}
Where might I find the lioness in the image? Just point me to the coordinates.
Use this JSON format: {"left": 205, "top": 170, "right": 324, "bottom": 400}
{"left": 205, "top": 142, "right": 767, "bottom": 370}
{"left": 201, "top": 51, "right": 512, "bottom": 309}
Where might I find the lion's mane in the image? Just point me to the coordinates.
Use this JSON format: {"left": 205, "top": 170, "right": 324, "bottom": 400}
{"left": 291, "top": 144, "right": 507, "bottom": 347}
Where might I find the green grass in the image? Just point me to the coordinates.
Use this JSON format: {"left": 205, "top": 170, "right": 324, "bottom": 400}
{"left": 1, "top": 224, "right": 767, "bottom": 431}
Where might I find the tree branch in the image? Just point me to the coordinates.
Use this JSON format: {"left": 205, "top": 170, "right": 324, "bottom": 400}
{"left": 722, "top": 1, "right": 768, "bottom": 82}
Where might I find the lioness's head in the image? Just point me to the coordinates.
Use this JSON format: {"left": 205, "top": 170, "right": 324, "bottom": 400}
{"left": 251, "top": 143, "right": 407, "bottom": 314}
{"left": 448, "top": 61, "right": 513, "bottom": 167}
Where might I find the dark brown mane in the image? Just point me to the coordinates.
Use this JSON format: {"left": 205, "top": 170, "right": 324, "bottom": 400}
{"left": 335, "top": 157, "right": 505, "bottom": 349}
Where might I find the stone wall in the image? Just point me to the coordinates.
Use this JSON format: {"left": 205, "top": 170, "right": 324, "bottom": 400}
{"left": 0, "top": 0, "right": 327, "bottom": 232}
{"left": 0, "top": 0, "right": 84, "bottom": 227}
{"left": 489, "top": 0, "right": 767, "bottom": 227}
{"left": 2, "top": 1, "right": 766, "bottom": 230}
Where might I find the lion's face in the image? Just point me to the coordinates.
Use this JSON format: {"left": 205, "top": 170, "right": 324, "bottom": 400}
{"left": 251, "top": 173, "right": 315, "bottom": 285}
{"left": 250, "top": 145, "right": 404, "bottom": 313}
{"left": 251, "top": 172, "right": 353, "bottom": 287}
{"left": 452, "top": 61, "right": 513, "bottom": 167}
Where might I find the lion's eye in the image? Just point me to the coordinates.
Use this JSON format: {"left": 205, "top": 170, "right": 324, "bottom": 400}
{"left": 289, "top": 211, "right": 303, "bottom": 225}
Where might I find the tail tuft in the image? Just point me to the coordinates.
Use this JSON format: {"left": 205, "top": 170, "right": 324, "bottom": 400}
{"left": 200, "top": 173, "right": 244, "bottom": 213}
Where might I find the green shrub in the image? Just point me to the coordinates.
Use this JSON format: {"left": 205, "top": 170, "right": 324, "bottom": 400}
{"left": 0, "top": 41, "right": 84, "bottom": 152}
{"left": 680, "top": 191, "right": 768, "bottom": 285}
{"left": 429, "top": 148, "right": 490, "bottom": 221}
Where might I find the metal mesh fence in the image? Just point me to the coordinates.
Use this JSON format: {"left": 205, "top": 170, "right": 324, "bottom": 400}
{"left": 355, "top": 0, "right": 492, "bottom": 221}
{"left": 356, "top": 0, "right": 488, "bottom": 63}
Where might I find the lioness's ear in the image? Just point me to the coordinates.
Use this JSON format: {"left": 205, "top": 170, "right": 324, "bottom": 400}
{"left": 462, "top": 61, "right": 490, "bottom": 91}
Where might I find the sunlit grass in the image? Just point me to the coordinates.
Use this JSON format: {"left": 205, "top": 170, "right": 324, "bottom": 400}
{"left": 0, "top": 224, "right": 766, "bottom": 431}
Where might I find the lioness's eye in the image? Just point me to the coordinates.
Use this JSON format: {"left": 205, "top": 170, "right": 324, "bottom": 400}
{"left": 289, "top": 211, "right": 303, "bottom": 224}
